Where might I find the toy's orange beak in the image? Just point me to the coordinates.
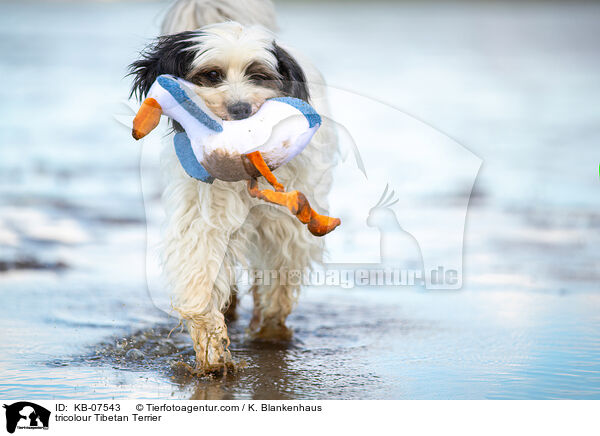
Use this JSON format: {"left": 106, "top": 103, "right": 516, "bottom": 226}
{"left": 132, "top": 98, "right": 162, "bottom": 140}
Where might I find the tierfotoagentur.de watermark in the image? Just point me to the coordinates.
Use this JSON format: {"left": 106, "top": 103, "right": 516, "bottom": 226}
{"left": 236, "top": 266, "right": 459, "bottom": 289}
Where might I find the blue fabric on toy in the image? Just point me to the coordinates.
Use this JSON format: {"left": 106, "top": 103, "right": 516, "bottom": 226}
{"left": 270, "top": 97, "right": 322, "bottom": 128}
{"left": 173, "top": 132, "right": 215, "bottom": 183}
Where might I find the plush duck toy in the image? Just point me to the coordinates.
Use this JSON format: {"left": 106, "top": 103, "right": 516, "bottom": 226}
{"left": 132, "top": 74, "right": 340, "bottom": 236}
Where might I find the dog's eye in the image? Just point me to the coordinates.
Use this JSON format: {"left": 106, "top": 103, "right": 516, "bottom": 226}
{"left": 199, "top": 70, "right": 223, "bottom": 84}
{"left": 250, "top": 74, "right": 270, "bottom": 82}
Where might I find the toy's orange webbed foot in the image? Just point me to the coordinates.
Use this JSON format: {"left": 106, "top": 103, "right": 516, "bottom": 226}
{"left": 132, "top": 97, "right": 162, "bottom": 140}
{"left": 247, "top": 179, "right": 341, "bottom": 236}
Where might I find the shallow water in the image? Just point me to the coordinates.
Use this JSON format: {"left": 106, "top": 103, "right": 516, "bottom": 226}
{"left": 0, "top": 1, "right": 599, "bottom": 400}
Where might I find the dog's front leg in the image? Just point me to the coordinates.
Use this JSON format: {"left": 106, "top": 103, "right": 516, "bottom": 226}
{"left": 170, "top": 252, "right": 236, "bottom": 372}
{"left": 162, "top": 176, "right": 249, "bottom": 372}
{"left": 170, "top": 236, "right": 240, "bottom": 372}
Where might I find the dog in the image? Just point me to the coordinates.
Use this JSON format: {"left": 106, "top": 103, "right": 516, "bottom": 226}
{"left": 129, "top": 0, "right": 338, "bottom": 371}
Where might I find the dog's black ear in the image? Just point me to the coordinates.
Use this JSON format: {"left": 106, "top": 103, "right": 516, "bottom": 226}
{"left": 128, "top": 31, "right": 200, "bottom": 101}
{"left": 271, "top": 43, "right": 310, "bottom": 102}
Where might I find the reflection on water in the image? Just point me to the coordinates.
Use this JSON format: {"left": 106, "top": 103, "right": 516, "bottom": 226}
{"left": 0, "top": 1, "right": 599, "bottom": 399}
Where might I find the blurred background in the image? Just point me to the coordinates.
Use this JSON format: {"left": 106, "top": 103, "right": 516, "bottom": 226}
{"left": 0, "top": 0, "right": 599, "bottom": 399}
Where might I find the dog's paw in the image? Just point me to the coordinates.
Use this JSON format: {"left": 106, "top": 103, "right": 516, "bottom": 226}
{"left": 247, "top": 320, "right": 293, "bottom": 342}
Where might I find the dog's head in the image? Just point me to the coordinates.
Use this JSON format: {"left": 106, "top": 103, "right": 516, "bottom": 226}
{"left": 129, "top": 21, "right": 309, "bottom": 121}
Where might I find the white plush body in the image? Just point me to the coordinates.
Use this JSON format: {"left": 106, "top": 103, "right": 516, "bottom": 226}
{"left": 146, "top": 74, "right": 320, "bottom": 181}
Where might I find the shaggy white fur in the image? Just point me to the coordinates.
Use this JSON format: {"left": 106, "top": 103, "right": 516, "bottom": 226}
{"left": 158, "top": 0, "right": 338, "bottom": 370}
{"left": 161, "top": 0, "right": 278, "bottom": 34}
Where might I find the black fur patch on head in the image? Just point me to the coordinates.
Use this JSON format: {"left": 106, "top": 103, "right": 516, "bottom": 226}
{"left": 128, "top": 31, "right": 201, "bottom": 101}
{"left": 271, "top": 43, "right": 310, "bottom": 102}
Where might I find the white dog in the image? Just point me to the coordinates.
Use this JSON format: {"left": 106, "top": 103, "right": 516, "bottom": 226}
{"left": 129, "top": 0, "right": 338, "bottom": 371}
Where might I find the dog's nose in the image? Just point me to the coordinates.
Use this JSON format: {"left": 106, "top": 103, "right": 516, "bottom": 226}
{"left": 227, "top": 101, "right": 252, "bottom": 120}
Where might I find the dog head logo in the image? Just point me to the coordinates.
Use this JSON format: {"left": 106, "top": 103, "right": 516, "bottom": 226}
{"left": 3, "top": 402, "right": 50, "bottom": 434}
